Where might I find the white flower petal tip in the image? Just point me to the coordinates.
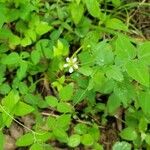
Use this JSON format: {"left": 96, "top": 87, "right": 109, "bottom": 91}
{"left": 66, "top": 57, "right": 70, "bottom": 62}
{"left": 72, "top": 57, "right": 77, "bottom": 63}
{"left": 69, "top": 67, "right": 74, "bottom": 73}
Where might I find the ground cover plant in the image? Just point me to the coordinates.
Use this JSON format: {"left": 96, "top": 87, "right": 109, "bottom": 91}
{"left": 0, "top": 0, "right": 150, "bottom": 149}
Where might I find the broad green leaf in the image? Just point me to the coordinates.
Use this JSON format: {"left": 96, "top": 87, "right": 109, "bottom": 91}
{"left": 138, "top": 92, "right": 150, "bottom": 116}
{"left": 138, "top": 41, "right": 150, "bottom": 65}
{"left": 113, "top": 141, "right": 131, "bottom": 150}
{"left": 57, "top": 102, "right": 73, "bottom": 113}
{"left": 85, "top": 0, "right": 101, "bottom": 18}
{"left": 120, "top": 127, "right": 137, "bottom": 141}
{"left": 115, "top": 34, "right": 136, "bottom": 63}
{"left": 125, "top": 60, "right": 149, "bottom": 87}
{"left": 2, "top": 91, "right": 19, "bottom": 127}
{"left": 2, "top": 52, "right": 20, "bottom": 65}
{"left": 107, "top": 93, "right": 121, "bottom": 114}
{"left": 31, "top": 50, "right": 41, "bottom": 65}
{"left": 59, "top": 85, "right": 73, "bottom": 101}
{"left": 36, "top": 22, "right": 52, "bottom": 36}
{"left": 36, "top": 39, "right": 53, "bottom": 59}
{"left": 16, "top": 133, "right": 34, "bottom": 146}
{"left": 93, "top": 41, "right": 114, "bottom": 66}
{"left": 45, "top": 96, "right": 58, "bottom": 107}
{"left": 53, "top": 128, "right": 68, "bottom": 143}
{"left": 68, "top": 134, "right": 81, "bottom": 147}
{"left": 30, "top": 143, "right": 43, "bottom": 150}
{"left": 21, "top": 37, "right": 32, "bottom": 47}
{"left": 56, "top": 114, "right": 71, "bottom": 129}
{"left": 14, "top": 102, "right": 34, "bottom": 116}
{"left": 46, "top": 116, "right": 56, "bottom": 130}
{"left": 70, "top": 3, "right": 84, "bottom": 24}
{"left": 106, "top": 65, "right": 124, "bottom": 82}
{"left": 74, "top": 123, "right": 88, "bottom": 135}
{"left": 9, "top": 35, "right": 21, "bottom": 49}
{"left": 106, "top": 18, "right": 128, "bottom": 31}
{"left": 81, "top": 134, "right": 94, "bottom": 146}
{"left": 17, "top": 61, "right": 28, "bottom": 80}
{"left": 0, "top": 83, "right": 11, "bottom": 95}
{"left": 139, "top": 117, "right": 148, "bottom": 132}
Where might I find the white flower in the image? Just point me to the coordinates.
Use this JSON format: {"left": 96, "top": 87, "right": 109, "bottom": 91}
{"left": 64, "top": 57, "right": 78, "bottom": 73}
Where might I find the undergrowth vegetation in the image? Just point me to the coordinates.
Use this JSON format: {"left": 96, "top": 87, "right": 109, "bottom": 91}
{"left": 0, "top": 0, "right": 150, "bottom": 149}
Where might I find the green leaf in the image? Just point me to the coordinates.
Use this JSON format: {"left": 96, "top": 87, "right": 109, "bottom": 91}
{"left": 74, "top": 123, "right": 88, "bottom": 135}
{"left": 16, "top": 132, "right": 34, "bottom": 146}
{"left": 57, "top": 102, "right": 73, "bottom": 113}
{"left": 36, "top": 22, "right": 52, "bottom": 36}
{"left": 138, "top": 41, "right": 150, "bottom": 65}
{"left": 115, "top": 34, "right": 136, "bottom": 63}
{"left": 70, "top": 3, "right": 84, "bottom": 24}
{"left": 0, "top": 83, "right": 11, "bottom": 95}
{"left": 107, "top": 93, "right": 121, "bottom": 114}
{"left": 138, "top": 92, "right": 150, "bottom": 116}
{"left": 93, "top": 41, "right": 114, "bottom": 66}
{"left": 112, "top": 141, "right": 131, "bottom": 150}
{"left": 125, "top": 60, "right": 149, "bottom": 87}
{"left": 68, "top": 134, "right": 81, "bottom": 147}
{"left": 81, "top": 134, "right": 94, "bottom": 146}
{"left": 2, "top": 91, "right": 20, "bottom": 127}
{"left": 120, "top": 127, "right": 137, "bottom": 141}
{"left": 56, "top": 114, "right": 71, "bottom": 129}
{"left": 45, "top": 96, "right": 58, "bottom": 107}
{"left": 106, "top": 18, "right": 128, "bottom": 31}
{"left": 85, "top": 0, "right": 101, "bottom": 18}
{"left": 17, "top": 61, "right": 28, "bottom": 80}
{"left": 14, "top": 102, "right": 34, "bottom": 116}
{"left": 36, "top": 39, "right": 53, "bottom": 59}
{"left": 2, "top": 52, "right": 20, "bottom": 65}
{"left": 31, "top": 50, "right": 41, "bottom": 65}
{"left": 106, "top": 65, "right": 124, "bottom": 82}
{"left": 59, "top": 85, "right": 73, "bottom": 101}
{"left": 53, "top": 128, "right": 68, "bottom": 143}
{"left": 30, "top": 143, "right": 43, "bottom": 150}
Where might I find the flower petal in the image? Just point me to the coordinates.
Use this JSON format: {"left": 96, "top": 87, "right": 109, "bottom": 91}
{"left": 66, "top": 57, "right": 70, "bottom": 62}
{"left": 69, "top": 67, "right": 74, "bottom": 73}
{"left": 72, "top": 57, "right": 77, "bottom": 63}
{"left": 64, "top": 64, "right": 69, "bottom": 68}
{"left": 73, "top": 64, "right": 78, "bottom": 69}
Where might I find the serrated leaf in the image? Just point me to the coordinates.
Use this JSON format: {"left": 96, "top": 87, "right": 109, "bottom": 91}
{"left": 70, "top": 3, "right": 84, "bottom": 24}
{"left": 16, "top": 133, "right": 34, "bottom": 146}
{"left": 14, "top": 102, "right": 34, "bottom": 116}
{"left": 125, "top": 60, "right": 149, "bottom": 87}
{"left": 68, "top": 134, "right": 81, "bottom": 147}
